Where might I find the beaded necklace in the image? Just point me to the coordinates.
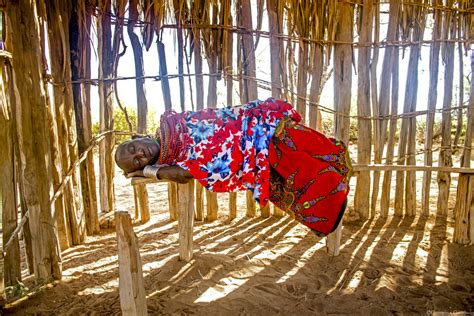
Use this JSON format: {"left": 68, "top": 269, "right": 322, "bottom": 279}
{"left": 158, "top": 111, "right": 187, "bottom": 165}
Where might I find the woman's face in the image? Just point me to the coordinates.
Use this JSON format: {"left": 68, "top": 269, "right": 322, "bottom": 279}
{"left": 115, "top": 137, "right": 160, "bottom": 173}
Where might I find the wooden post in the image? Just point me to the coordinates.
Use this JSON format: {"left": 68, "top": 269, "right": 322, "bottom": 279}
{"left": 205, "top": 43, "right": 219, "bottom": 222}
{"left": 157, "top": 40, "right": 178, "bottom": 222}
{"left": 453, "top": 50, "right": 474, "bottom": 244}
{"left": 97, "top": 0, "right": 115, "bottom": 217}
{"left": 380, "top": 46, "right": 400, "bottom": 217}
{"left": 394, "top": 22, "right": 422, "bottom": 216}
{"left": 128, "top": 0, "right": 150, "bottom": 223}
{"left": 327, "top": 0, "right": 353, "bottom": 256}
{"left": 195, "top": 181, "right": 204, "bottom": 221}
{"left": 239, "top": 0, "right": 258, "bottom": 218}
{"left": 229, "top": 192, "right": 238, "bottom": 220}
{"left": 115, "top": 211, "right": 147, "bottom": 316}
{"left": 168, "top": 183, "right": 178, "bottom": 221}
{"left": 0, "top": 58, "right": 22, "bottom": 286}
{"left": 354, "top": 0, "right": 373, "bottom": 220}
{"left": 70, "top": 1, "right": 100, "bottom": 235}
{"left": 437, "top": 9, "right": 455, "bottom": 216}
{"left": 225, "top": 15, "right": 238, "bottom": 221}
{"left": 206, "top": 190, "right": 218, "bottom": 221}
{"left": 177, "top": 182, "right": 194, "bottom": 262}
{"left": 6, "top": 0, "right": 62, "bottom": 280}
{"left": 46, "top": 0, "right": 86, "bottom": 244}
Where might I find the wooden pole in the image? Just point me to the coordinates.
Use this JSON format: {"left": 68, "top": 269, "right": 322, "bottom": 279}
{"left": 394, "top": 8, "right": 424, "bottom": 217}
{"left": 421, "top": 0, "right": 442, "bottom": 217}
{"left": 267, "top": 0, "right": 285, "bottom": 217}
{"left": 157, "top": 40, "right": 179, "bottom": 221}
{"left": 328, "top": 1, "right": 353, "bottom": 257}
{"left": 168, "top": 183, "right": 178, "bottom": 221}
{"left": 354, "top": 0, "right": 373, "bottom": 220}
{"left": 0, "top": 59, "right": 22, "bottom": 286}
{"left": 369, "top": 2, "right": 381, "bottom": 218}
{"left": 6, "top": 0, "right": 62, "bottom": 281}
{"left": 191, "top": 16, "right": 206, "bottom": 221}
{"left": 46, "top": 0, "right": 86, "bottom": 244}
{"left": 128, "top": 0, "right": 150, "bottom": 223}
{"left": 437, "top": 6, "right": 455, "bottom": 216}
{"left": 453, "top": 50, "right": 474, "bottom": 244}
{"left": 97, "top": 0, "right": 115, "bottom": 217}
{"left": 225, "top": 20, "right": 238, "bottom": 220}
{"left": 204, "top": 7, "right": 219, "bottom": 222}
{"left": 116, "top": 211, "right": 147, "bottom": 316}
{"left": 177, "top": 182, "right": 195, "bottom": 262}
{"left": 8, "top": 62, "right": 35, "bottom": 272}
{"left": 71, "top": 0, "right": 100, "bottom": 235}
{"left": 195, "top": 180, "right": 204, "bottom": 221}
{"left": 380, "top": 38, "right": 400, "bottom": 217}
{"left": 239, "top": 0, "right": 258, "bottom": 218}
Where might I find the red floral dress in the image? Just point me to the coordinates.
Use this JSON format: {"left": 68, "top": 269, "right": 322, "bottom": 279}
{"left": 157, "top": 98, "right": 352, "bottom": 235}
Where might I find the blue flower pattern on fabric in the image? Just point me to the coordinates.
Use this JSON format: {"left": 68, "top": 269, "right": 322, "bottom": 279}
{"left": 188, "top": 121, "right": 215, "bottom": 143}
{"left": 204, "top": 154, "right": 230, "bottom": 179}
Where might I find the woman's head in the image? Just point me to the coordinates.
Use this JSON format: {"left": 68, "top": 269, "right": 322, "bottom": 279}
{"left": 115, "top": 136, "right": 160, "bottom": 173}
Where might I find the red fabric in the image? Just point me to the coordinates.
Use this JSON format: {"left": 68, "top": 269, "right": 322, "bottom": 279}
{"left": 269, "top": 117, "right": 352, "bottom": 235}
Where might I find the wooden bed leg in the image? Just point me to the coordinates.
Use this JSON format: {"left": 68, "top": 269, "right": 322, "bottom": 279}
{"left": 115, "top": 211, "right": 147, "bottom": 316}
{"left": 178, "top": 181, "right": 195, "bottom": 262}
{"left": 326, "top": 220, "right": 342, "bottom": 256}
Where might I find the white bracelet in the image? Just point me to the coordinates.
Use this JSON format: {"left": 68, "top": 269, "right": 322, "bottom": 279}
{"left": 143, "top": 165, "right": 159, "bottom": 180}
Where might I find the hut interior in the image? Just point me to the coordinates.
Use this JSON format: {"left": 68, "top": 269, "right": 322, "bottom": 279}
{"left": 0, "top": 0, "right": 473, "bottom": 314}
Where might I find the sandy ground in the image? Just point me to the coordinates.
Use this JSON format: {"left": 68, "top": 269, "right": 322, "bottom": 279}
{"left": 3, "top": 146, "right": 474, "bottom": 315}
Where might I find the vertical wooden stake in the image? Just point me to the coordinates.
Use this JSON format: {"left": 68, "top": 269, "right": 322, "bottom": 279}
{"left": 178, "top": 181, "right": 194, "bottom": 262}
{"left": 246, "top": 191, "right": 256, "bottom": 218}
{"left": 273, "top": 205, "right": 285, "bottom": 217}
{"left": 134, "top": 185, "right": 150, "bottom": 223}
{"left": 116, "top": 211, "right": 147, "bottom": 316}
{"left": 206, "top": 190, "right": 218, "bottom": 222}
{"left": 229, "top": 192, "right": 237, "bottom": 220}
{"left": 168, "top": 182, "right": 178, "bottom": 221}
{"left": 328, "top": 0, "right": 353, "bottom": 257}
{"left": 195, "top": 181, "right": 204, "bottom": 221}
{"left": 261, "top": 205, "right": 271, "bottom": 218}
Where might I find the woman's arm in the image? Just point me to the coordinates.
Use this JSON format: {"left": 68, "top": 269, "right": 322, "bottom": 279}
{"left": 126, "top": 165, "right": 193, "bottom": 183}
{"left": 156, "top": 166, "right": 194, "bottom": 183}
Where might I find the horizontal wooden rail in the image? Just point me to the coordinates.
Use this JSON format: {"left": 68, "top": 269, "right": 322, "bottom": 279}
{"left": 352, "top": 164, "right": 474, "bottom": 174}
{"left": 131, "top": 164, "right": 474, "bottom": 186}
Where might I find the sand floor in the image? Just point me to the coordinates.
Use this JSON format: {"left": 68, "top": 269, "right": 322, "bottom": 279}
{"left": 3, "top": 174, "right": 474, "bottom": 315}
{"left": 4, "top": 143, "right": 474, "bottom": 315}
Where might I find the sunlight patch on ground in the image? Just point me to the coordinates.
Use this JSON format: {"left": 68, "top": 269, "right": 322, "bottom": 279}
{"left": 276, "top": 241, "right": 326, "bottom": 284}
{"left": 78, "top": 279, "right": 119, "bottom": 296}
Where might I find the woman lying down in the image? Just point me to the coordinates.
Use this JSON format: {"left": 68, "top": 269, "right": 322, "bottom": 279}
{"left": 115, "top": 98, "right": 352, "bottom": 236}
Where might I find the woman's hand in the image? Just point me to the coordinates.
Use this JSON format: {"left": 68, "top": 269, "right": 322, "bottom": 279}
{"left": 125, "top": 170, "right": 144, "bottom": 178}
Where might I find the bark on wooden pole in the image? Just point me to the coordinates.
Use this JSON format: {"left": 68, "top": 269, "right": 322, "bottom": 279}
{"left": 421, "top": 0, "right": 442, "bottom": 217}
{"left": 239, "top": 0, "right": 258, "bottom": 218}
{"left": 178, "top": 181, "right": 195, "bottom": 262}
{"left": 70, "top": 0, "right": 100, "bottom": 235}
{"left": 157, "top": 40, "right": 179, "bottom": 221}
{"left": 380, "top": 46, "right": 400, "bottom": 217}
{"left": 394, "top": 10, "right": 424, "bottom": 216}
{"left": 98, "top": 0, "right": 115, "bottom": 216}
{"left": 128, "top": 0, "right": 150, "bottom": 223}
{"left": 46, "top": 0, "right": 86, "bottom": 245}
{"left": 328, "top": 1, "right": 353, "bottom": 257}
{"left": 453, "top": 50, "right": 474, "bottom": 244}
{"left": 6, "top": 0, "right": 62, "bottom": 281}
{"left": 0, "top": 59, "right": 22, "bottom": 287}
{"left": 191, "top": 11, "right": 206, "bottom": 220}
{"left": 225, "top": 20, "right": 238, "bottom": 220}
{"left": 354, "top": 0, "right": 373, "bottom": 220}
{"left": 437, "top": 8, "right": 455, "bottom": 216}
{"left": 116, "top": 211, "right": 147, "bottom": 316}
